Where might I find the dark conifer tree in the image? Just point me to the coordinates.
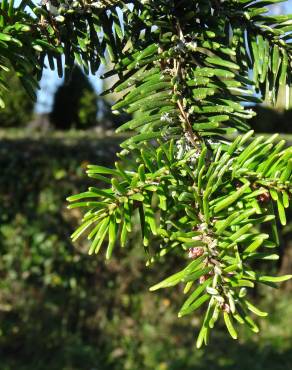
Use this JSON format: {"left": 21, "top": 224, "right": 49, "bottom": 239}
{"left": 50, "top": 66, "right": 97, "bottom": 129}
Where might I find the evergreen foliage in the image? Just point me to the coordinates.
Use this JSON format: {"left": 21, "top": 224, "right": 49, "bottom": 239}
{"left": 0, "top": 0, "right": 292, "bottom": 346}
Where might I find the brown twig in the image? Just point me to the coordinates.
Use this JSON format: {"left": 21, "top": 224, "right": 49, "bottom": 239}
{"left": 174, "top": 23, "right": 201, "bottom": 146}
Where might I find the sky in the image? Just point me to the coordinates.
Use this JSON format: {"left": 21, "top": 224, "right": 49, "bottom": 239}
{"left": 35, "top": 1, "right": 292, "bottom": 113}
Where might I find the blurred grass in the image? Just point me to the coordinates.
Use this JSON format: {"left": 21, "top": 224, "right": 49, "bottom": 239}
{"left": 0, "top": 128, "right": 128, "bottom": 141}
{"left": 0, "top": 129, "right": 291, "bottom": 370}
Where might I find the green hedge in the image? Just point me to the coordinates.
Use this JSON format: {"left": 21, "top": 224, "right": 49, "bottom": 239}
{"left": 0, "top": 132, "right": 291, "bottom": 370}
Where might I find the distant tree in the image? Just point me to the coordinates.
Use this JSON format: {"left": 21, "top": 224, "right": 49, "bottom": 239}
{"left": 0, "top": 70, "right": 34, "bottom": 127}
{"left": 50, "top": 66, "right": 97, "bottom": 130}
{"left": 251, "top": 106, "right": 292, "bottom": 134}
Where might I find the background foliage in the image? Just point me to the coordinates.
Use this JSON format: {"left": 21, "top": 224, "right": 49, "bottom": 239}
{"left": 251, "top": 106, "right": 292, "bottom": 133}
{"left": 0, "top": 69, "right": 34, "bottom": 127}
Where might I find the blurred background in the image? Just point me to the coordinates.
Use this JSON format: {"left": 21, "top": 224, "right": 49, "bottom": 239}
{"left": 0, "top": 3, "right": 292, "bottom": 370}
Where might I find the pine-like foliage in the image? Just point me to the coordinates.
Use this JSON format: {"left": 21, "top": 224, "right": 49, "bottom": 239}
{"left": 1, "top": 0, "right": 292, "bottom": 347}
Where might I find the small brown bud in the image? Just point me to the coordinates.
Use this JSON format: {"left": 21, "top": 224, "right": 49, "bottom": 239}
{"left": 257, "top": 192, "right": 271, "bottom": 203}
{"left": 199, "top": 275, "right": 207, "bottom": 284}
{"left": 188, "top": 247, "right": 204, "bottom": 259}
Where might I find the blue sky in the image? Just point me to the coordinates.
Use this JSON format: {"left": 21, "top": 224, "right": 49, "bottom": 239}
{"left": 35, "top": 1, "right": 292, "bottom": 113}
